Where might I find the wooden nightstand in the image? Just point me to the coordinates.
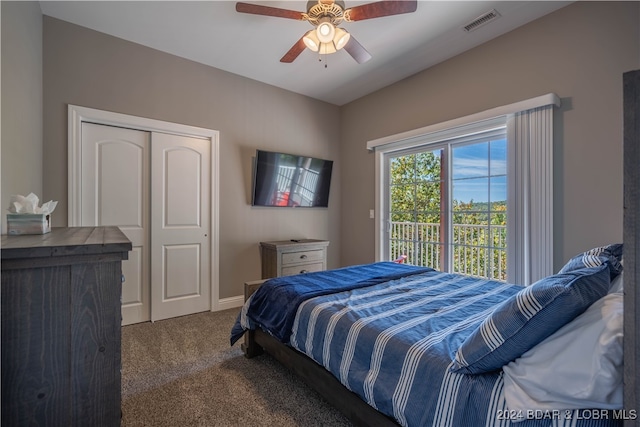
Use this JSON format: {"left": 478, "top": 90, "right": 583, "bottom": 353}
{"left": 260, "top": 239, "right": 329, "bottom": 279}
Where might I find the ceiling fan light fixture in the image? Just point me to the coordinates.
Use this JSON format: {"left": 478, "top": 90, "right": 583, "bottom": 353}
{"left": 303, "top": 30, "right": 320, "bottom": 51}
{"left": 333, "top": 27, "right": 350, "bottom": 51}
{"left": 316, "top": 20, "right": 336, "bottom": 43}
{"left": 236, "top": 0, "right": 418, "bottom": 64}
{"left": 319, "top": 42, "right": 337, "bottom": 55}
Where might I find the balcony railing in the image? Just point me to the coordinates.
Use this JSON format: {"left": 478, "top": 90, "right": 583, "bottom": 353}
{"left": 390, "top": 221, "right": 507, "bottom": 281}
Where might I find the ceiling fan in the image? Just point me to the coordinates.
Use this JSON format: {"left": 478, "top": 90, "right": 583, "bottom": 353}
{"left": 236, "top": 0, "right": 418, "bottom": 64}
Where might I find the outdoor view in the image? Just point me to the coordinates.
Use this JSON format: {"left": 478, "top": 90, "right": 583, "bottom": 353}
{"left": 389, "top": 138, "right": 507, "bottom": 281}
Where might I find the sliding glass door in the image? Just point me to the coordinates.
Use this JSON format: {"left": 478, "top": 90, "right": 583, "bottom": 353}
{"left": 387, "top": 130, "right": 508, "bottom": 281}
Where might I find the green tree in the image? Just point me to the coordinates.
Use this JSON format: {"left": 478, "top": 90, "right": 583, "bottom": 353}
{"left": 389, "top": 150, "right": 507, "bottom": 280}
{"left": 390, "top": 151, "right": 441, "bottom": 223}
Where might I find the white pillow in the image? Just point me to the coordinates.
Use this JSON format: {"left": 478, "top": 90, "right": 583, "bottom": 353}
{"left": 503, "top": 292, "right": 623, "bottom": 411}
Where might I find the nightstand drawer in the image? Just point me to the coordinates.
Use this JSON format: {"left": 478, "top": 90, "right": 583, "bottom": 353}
{"left": 281, "top": 249, "right": 324, "bottom": 265}
{"left": 282, "top": 262, "right": 324, "bottom": 276}
{"left": 260, "top": 239, "right": 329, "bottom": 279}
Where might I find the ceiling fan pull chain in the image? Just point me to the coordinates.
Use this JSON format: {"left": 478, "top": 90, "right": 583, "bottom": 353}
{"left": 318, "top": 52, "right": 328, "bottom": 69}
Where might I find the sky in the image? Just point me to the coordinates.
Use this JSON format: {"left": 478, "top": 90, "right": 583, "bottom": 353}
{"left": 451, "top": 139, "right": 506, "bottom": 204}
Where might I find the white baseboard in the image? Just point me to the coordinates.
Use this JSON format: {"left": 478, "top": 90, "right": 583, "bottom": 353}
{"left": 216, "top": 295, "right": 244, "bottom": 311}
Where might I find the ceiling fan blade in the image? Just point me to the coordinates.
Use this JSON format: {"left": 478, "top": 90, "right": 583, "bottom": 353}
{"left": 236, "top": 2, "right": 305, "bottom": 20}
{"left": 280, "top": 37, "right": 307, "bottom": 63}
{"left": 346, "top": 0, "right": 417, "bottom": 21}
{"left": 344, "top": 36, "right": 372, "bottom": 64}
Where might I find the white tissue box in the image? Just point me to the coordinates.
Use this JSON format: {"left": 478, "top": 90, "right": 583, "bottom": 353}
{"left": 7, "top": 213, "right": 51, "bottom": 235}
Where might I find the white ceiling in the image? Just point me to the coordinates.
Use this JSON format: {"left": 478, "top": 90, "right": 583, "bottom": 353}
{"left": 39, "top": 1, "right": 570, "bottom": 106}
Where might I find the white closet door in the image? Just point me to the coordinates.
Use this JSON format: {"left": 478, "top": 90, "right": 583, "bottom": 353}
{"left": 81, "top": 123, "right": 150, "bottom": 325}
{"left": 150, "top": 132, "right": 211, "bottom": 322}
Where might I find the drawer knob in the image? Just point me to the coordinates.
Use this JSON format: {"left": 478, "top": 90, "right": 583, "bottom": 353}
{"left": 300, "top": 254, "right": 307, "bottom": 259}
{"left": 300, "top": 270, "right": 308, "bottom": 273}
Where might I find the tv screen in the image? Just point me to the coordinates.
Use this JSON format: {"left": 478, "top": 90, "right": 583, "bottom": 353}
{"left": 252, "top": 150, "right": 333, "bottom": 207}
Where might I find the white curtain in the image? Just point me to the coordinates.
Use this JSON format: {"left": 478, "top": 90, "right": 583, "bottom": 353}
{"left": 508, "top": 105, "right": 555, "bottom": 285}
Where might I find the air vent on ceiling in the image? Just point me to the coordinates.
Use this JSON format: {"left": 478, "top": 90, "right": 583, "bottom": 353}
{"left": 463, "top": 9, "right": 501, "bottom": 32}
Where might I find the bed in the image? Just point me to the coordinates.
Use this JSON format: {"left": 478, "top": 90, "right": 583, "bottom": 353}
{"left": 231, "top": 252, "right": 626, "bottom": 427}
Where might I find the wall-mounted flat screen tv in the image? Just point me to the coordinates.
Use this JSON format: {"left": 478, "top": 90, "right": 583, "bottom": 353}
{"left": 252, "top": 149, "right": 333, "bottom": 207}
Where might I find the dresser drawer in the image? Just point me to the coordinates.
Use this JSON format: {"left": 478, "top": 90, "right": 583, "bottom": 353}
{"left": 260, "top": 239, "right": 329, "bottom": 279}
{"left": 282, "top": 262, "right": 324, "bottom": 276}
{"left": 281, "top": 249, "right": 324, "bottom": 265}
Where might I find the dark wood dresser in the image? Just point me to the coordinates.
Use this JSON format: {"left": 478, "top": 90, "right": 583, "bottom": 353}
{"left": 1, "top": 226, "right": 132, "bottom": 426}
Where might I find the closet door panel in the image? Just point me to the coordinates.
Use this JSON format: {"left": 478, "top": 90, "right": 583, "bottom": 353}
{"left": 163, "top": 244, "right": 201, "bottom": 298}
{"left": 164, "top": 149, "right": 201, "bottom": 227}
{"left": 150, "top": 132, "right": 211, "bottom": 321}
{"left": 81, "top": 123, "right": 150, "bottom": 325}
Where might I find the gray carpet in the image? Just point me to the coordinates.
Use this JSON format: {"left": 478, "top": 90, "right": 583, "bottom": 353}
{"left": 121, "top": 308, "right": 352, "bottom": 426}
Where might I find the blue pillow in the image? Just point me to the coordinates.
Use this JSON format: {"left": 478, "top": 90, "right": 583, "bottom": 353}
{"left": 450, "top": 263, "right": 611, "bottom": 375}
{"left": 559, "top": 243, "right": 623, "bottom": 279}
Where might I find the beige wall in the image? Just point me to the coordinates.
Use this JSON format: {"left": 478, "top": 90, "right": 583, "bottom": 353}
{"left": 42, "top": 17, "right": 342, "bottom": 300}
{"left": 340, "top": 1, "right": 640, "bottom": 270}
{"left": 1, "top": 1, "right": 43, "bottom": 233}
{"left": 4, "top": 1, "right": 639, "bottom": 301}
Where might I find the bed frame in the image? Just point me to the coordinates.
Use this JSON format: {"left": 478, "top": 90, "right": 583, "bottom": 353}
{"left": 623, "top": 69, "right": 639, "bottom": 427}
{"left": 242, "top": 70, "right": 640, "bottom": 426}
{"left": 241, "top": 280, "right": 399, "bottom": 427}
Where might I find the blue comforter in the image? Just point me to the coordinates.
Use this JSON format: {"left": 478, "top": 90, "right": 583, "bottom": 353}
{"left": 230, "top": 262, "right": 433, "bottom": 345}
{"left": 231, "top": 263, "right": 622, "bottom": 427}
{"left": 289, "top": 270, "right": 621, "bottom": 427}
